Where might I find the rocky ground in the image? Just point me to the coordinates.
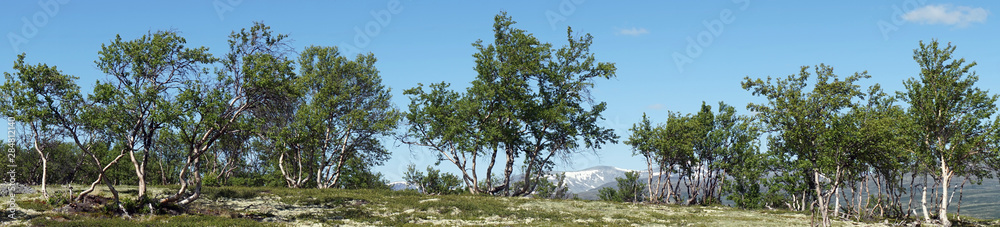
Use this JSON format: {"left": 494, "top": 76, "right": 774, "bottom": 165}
{"left": 0, "top": 184, "right": 996, "bottom": 226}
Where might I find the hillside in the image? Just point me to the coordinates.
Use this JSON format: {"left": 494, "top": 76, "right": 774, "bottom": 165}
{"left": 1, "top": 185, "right": 967, "bottom": 226}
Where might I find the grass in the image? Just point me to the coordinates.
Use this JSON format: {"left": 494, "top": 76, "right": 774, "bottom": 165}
{"left": 27, "top": 214, "right": 277, "bottom": 227}
{"left": 2, "top": 184, "right": 997, "bottom": 226}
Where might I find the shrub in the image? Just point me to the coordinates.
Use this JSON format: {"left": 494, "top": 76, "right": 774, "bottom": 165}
{"left": 598, "top": 171, "right": 645, "bottom": 203}
{"left": 403, "top": 164, "right": 464, "bottom": 195}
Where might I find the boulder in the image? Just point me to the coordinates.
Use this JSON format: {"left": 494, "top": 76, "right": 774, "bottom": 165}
{"left": 0, "top": 183, "right": 36, "bottom": 195}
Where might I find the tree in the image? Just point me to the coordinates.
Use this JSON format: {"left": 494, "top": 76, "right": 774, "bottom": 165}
{"left": 831, "top": 84, "right": 913, "bottom": 220}
{"left": 898, "top": 40, "right": 999, "bottom": 226}
{"left": 628, "top": 102, "right": 761, "bottom": 206}
{"left": 598, "top": 171, "right": 645, "bottom": 203}
{"left": 93, "top": 30, "right": 215, "bottom": 199}
{"left": 0, "top": 54, "right": 80, "bottom": 199}
{"left": 403, "top": 164, "right": 463, "bottom": 195}
{"left": 534, "top": 173, "right": 570, "bottom": 199}
{"left": 743, "top": 64, "right": 871, "bottom": 227}
{"left": 712, "top": 104, "right": 765, "bottom": 209}
{"left": 336, "top": 157, "right": 390, "bottom": 190}
{"left": 626, "top": 113, "right": 660, "bottom": 201}
{"left": 264, "top": 45, "right": 399, "bottom": 189}
{"left": 403, "top": 12, "right": 617, "bottom": 196}
{"left": 295, "top": 46, "right": 399, "bottom": 189}
{"left": 1, "top": 53, "right": 137, "bottom": 215}
{"left": 161, "top": 22, "right": 298, "bottom": 205}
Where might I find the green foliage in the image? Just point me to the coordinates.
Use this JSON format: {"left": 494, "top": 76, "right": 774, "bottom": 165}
{"left": 626, "top": 102, "right": 761, "bottom": 206}
{"left": 741, "top": 63, "right": 918, "bottom": 225}
{"left": 599, "top": 171, "right": 645, "bottom": 203}
{"left": 534, "top": 173, "right": 570, "bottom": 199}
{"left": 261, "top": 44, "right": 400, "bottom": 189}
{"left": 898, "top": 40, "right": 1000, "bottom": 225}
{"left": 336, "top": 158, "right": 390, "bottom": 190}
{"left": 403, "top": 164, "right": 464, "bottom": 195}
{"left": 92, "top": 29, "right": 216, "bottom": 200}
{"left": 17, "top": 199, "right": 51, "bottom": 212}
{"left": 0, "top": 53, "right": 91, "bottom": 197}
{"left": 204, "top": 186, "right": 260, "bottom": 200}
{"left": 0, "top": 53, "right": 85, "bottom": 127}
{"left": 202, "top": 174, "right": 221, "bottom": 187}
{"left": 715, "top": 111, "right": 768, "bottom": 209}
{"left": 403, "top": 11, "right": 618, "bottom": 196}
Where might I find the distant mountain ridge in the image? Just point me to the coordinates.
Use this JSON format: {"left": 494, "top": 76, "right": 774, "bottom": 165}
{"left": 546, "top": 166, "right": 637, "bottom": 194}
{"left": 387, "top": 165, "right": 642, "bottom": 200}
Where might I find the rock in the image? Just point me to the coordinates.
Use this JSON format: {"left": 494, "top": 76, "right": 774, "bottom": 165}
{"left": 0, "top": 183, "right": 36, "bottom": 195}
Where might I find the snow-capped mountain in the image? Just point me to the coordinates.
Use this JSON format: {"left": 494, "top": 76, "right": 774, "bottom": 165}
{"left": 547, "top": 166, "right": 638, "bottom": 194}
{"left": 386, "top": 165, "right": 647, "bottom": 200}
{"left": 388, "top": 181, "right": 418, "bottom": 191}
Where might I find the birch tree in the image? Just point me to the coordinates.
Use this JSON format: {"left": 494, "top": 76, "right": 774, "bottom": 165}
{"left": 93, "top": 30, "right": 214, "bottom": 199}
{"left": 743, "top": 64, "right": 871, "bottom": 227}
{"left": 403, "top": 12, "right": 617, "bottom": 196}
{"left": 898, "top": 40, "right": 999, "bottom": 226}
{"left": 161, "top": 22, "right": 297, "bottom": 205}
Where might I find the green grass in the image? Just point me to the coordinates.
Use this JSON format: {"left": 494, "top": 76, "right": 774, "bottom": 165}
{"left": 28, "top": 214, "right": 277, "bottom": 227}
{"left": 5, "top": 184, "right": 998, "bottom": 226}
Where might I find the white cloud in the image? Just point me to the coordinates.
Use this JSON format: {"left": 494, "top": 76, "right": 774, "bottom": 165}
{"left": 902, "top": 4, "right": 989, "bottom": 27}
{"left": 617, "top": 27, "right": 649, "bottom": 36}
{"left": 647, "top": 103, "right": 666, "bottom": 110}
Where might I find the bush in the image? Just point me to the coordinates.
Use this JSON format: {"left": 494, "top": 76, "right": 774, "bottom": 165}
{"left": 203, "top": 174, "right": 221, "bottom": 187}
{"left": 598, "top": 171, "right": 645, "bottom": 203}
{"left": 337, "top": 158, "right": 390, "bottom": 190}
{"left": 535, "top": 173, "right": 570, "bottom": 199}
{"left": 206, "top": 187, "right": 260, "bottom": 200}
{"left": 403, "top": 164, "right": 464, "bottom": 195}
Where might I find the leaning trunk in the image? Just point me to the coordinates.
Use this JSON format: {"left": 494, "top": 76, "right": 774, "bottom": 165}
{"left": 127, "top": 148, "right": 147, "bottom": 198}
{"left": 30, "top": 124, "right": 49, "bottom": 198}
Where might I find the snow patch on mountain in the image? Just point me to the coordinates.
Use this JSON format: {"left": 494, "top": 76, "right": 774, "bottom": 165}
{"left": 548, "top": 166, "right": 641, "bottom": 194}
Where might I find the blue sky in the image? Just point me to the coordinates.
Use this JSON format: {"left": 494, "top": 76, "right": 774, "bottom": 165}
{"left": 2, "top": 1, "right": 997, "bottom": 182}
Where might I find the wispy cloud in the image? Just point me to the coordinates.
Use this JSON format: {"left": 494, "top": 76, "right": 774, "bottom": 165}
{"left": 902, "top": 4, "right": 988, "bottom": 27}
{"left": 647, "top": 103, "right": 666, "bottom": 110}
{"left": 617, "top": 27, "right": 649, "bottom": 36}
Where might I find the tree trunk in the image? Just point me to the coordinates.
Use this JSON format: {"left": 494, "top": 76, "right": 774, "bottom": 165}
{"left": 907, "top": 172, "right": 916, "bottom": 219}
{"left": 938, "top": 156, "right": 951, "bottom": 227}
{"left": 176, "top": 157, "right": 203, "bottom": 206}
{"left": 921, "top": 175, "right": 930, "bottom": 223}
{"left": 158, "top": 158, "right": 167, "bottom": 185}
{"left": 76, "top": 150, "right": 129, "bottom": 216}
{"left": 813, "top": 169, "right": 830, "bottom": 227}
{"left": 645, "top": 155, "right": 655, "bottom": 202}
{"left": 956, "top": 177, "right": 967, "bottom": 222}
{"left": 29, "top": 123, "right": 49, "bottom": 198}
{"left": 33, "top": 144, "right": 48, "bottom": 198}
{"left": 278, "top": 151, "right": 295, "bottom": 188}
{"left": 328, "top": 151, "right": 348, "bottom": 188}
{"left": 502, "top": 146, "right": 515, "bottom": 196}
{"left": 833, "top": 187, "right": 839, "bottom": 218}
{"left": 484, "top": 146, "right": 499, "bottom": 194}
{"left": 127, "top": 147, "right": 147, "bottom": 198}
